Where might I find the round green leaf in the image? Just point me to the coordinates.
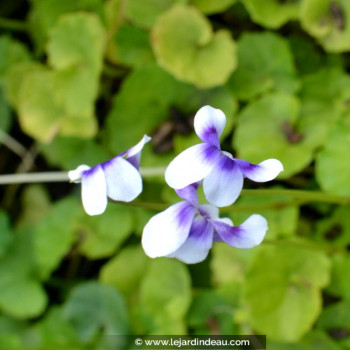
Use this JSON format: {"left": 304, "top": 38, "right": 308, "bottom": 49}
{"left": 140, "top": 258, "right": 192, "bottom": 323}
{"left": 152, "top": 4, "right": 237, "bottom": 88}
{"left": 242, "top": 0, "right": 301, "bottom": 28}
{"left": 0, "top": 229, "right": 47, "bottom": 318}
{"left": 125, "top": 0, "right": 188, "bottom": 29}
{"left": 34, "top": 197, "right": 80, "bottom": 280}
{"left": 112, "top": 24, "right": 154, "bottom": 67}
{"left": 100, "top": 245, "right": 149, "bottom": 295}
{"left": 62, "top": 281, "right": 129, "bottom": 342}
{"left": 243, "top": 244, "right": 331, "bottom": 341}
{"left": 316, "top": 116, "right": 350, "bottom": 195}
{"left": 234, "top": 92, "right": 316, "bottom": 178}
{"left": 226, "top": 32, "right": 300, "bottom": 100}
{"left": 191, "top": 0, "right": 237, "bottom": 14}
{"left": 301, "top": 0, "right": 350, "bottom": 52}
{"left": 76, "top": 205, "right": 133, "bottom": 259}
{"left": 103, "top": 63, "right": 193, "bottom": 154}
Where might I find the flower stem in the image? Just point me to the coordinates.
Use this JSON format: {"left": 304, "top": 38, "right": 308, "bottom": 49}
{"left": 0, "top": 172, "right": 69, "bottom": 184}
{"left": 242, "top": 189, "right": 350, "bottom": 205}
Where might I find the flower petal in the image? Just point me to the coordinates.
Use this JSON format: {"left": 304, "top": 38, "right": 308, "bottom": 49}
{"left": 142, "top": 202, "right": 197, "bottom": 258}
{"left": 81, "top": 165, "right": 107, "bottom": 216}
{"left": 203, "top": 154, "right": 243, "bottom": 207}
{"left": 194, "top": 105, "right": 226, "bottom": 147}
{"left": 102, "top": 156, "right": 142, "bottom": 202}
{"left": 68, "top": 165, "right": 90, "bottom": 183}
{"left": 175, "top": 183, "right": 199, "bottom": 205}
{"left": 212, "top": 214, "right": 268, "bottom": 249}
{"left": 167, "top": 216, "right": 214, "bottom": 264}
{"left": 125, "top": 135, "right": 152, "bottom": 169}
{"left": 235, "top": 158, "right": 283, "bottom": 182}
{"left": 165, "top": 143, "right": 220, "bottom": 189}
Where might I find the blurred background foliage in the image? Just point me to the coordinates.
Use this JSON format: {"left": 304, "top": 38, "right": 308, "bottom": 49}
{"left": 1, "top": 0, "right": 350, "bottom": 349}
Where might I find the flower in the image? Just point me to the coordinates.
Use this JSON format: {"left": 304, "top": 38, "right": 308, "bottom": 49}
{"left": 165, "top": 105, "right": 283, "bottom": 207}
{"left": 69, "top": 135, "right": 151, "bottom": 216}
{"left": 142, "top": 184, "right": 268, "bottom": 264}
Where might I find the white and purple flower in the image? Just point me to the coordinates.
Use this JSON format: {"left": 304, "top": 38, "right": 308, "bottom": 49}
{"left": 142, "top": 184, "right": 268, "bottom": 264}
{"left": 69, "top": 135, "right": 151, "bottom": 216}
{"left": 165, "top": 106, "right": 283, "bottom": 207}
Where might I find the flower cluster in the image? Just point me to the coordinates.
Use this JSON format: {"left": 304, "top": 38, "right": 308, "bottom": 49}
{"left": 70, "top": 106, "right": 283, "bottom": 264}
{"left": 142, "top": 106, "right": 283, "bottom": 263}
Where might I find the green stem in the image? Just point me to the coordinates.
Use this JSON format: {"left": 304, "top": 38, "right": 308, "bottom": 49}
{"left": 242, "top": 189, "right": 350, "bottom": 205}
{"left": 0, "top": 17, "right": 27, "bottom": 32}
{"left": 0, "top": 169, "right": 348, "bottom": 207}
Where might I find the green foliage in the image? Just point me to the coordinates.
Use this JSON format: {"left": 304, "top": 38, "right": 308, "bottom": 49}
{"left": 242, "top": 0, "right": 301, "bottom": 28}
{"left": 151, "top": 4, "right": 237, "bottom": 88}
{"left": 227, "top": 32, "right": 300, "bottom": 100}
{"left": 243, "top": 244, "right": 331, "bottom": 342}
{"left": 2, "top": 0, "right": 350, "bottom": 348}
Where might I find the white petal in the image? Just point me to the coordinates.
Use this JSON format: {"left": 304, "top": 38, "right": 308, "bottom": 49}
{"left": 102, "top": 156, "right": 142, "bottom": 202}
{"left": 81, "top": 165, "right": 107, "bottom": 216}
{"left": 213, "top": 214, "right": 268, "bottom": 249}
{"left": 165, "top": 143, "right": 219, "bottom": 189}
{"left": 194, "top": 105, "right": 226, "bottom": 147}
{"left": 125, "top": 135, "right": 152, "bottom": 169}
{"left": 203, "top": 154, "right": 244, "bottom": 207}
{"left": 236, "top": 158, "right": 284, "bottom": 182}
{"left": 168, "top": 216, "right": 213, "bottom": 264}
{"left": 68, "top": 165, "right": 90, "bottom": 183}
{"left": 142, "top": 202, "right": 197, "bottom": 258}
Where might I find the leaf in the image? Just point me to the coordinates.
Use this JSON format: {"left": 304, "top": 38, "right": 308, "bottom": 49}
{"left": 0, "top": 35, "right": 30, "bottom": 86}
{"left": 0, "top": 228, "right": 47, "bottom": 318}
{"left": 326, "top": 252, "right": 350, "bottom": 299}
{"left": 243, "top": 243, "right": 331, "bottom": 341}
{"left": 191, "top": 0, "right": 237, "bottom": 14}
{"left": 187, "top": 290, "right": 237, "bottom": 334}
{"left": 226, "top": 32, "right": 300, "bottom": 100}
{"left": 315, "top": 206, "right": 350, "bottom": 248}
{"left": 151, "top": 4, "right": 237, "bottom": 88}
{"left": 0, "top": 211, "right": 13, "bottom": 259}
{"left": 28, "top": 0, "right": 105, "bottom": 53}
{"left": 140, "top": 258, "right": 192, "bottom": 330}
{"left": 234, "top": 92, "right": 316, "bottom": 178}
{"left": 62, "top": 281, "right": 129, "bottom": 343}
{"left": 242, "top": 0, "right": 301, "bottom": 28}
{"left": 112, "top": 24, "right": 154, "bottom": 67}
{"left": 210, "top": 242, "right": 256, "bottom": 305}
{"left": 15, "top": 13, "right": 105, "bottom": 142}
{"left": 268, "top": 330, "right": 341, "bottom": 350}
{"left": 47, "top": 12, "right": 105, "bottom": 118}
{"left": 103, "top": 63, "right": 193, "bottom": 154}
{"left": 301, "top": 0, "right": 350, "bottom": 52}
{"left": 33, "top": 197, "right": 80, "bottom": 280}
{"left": 99, "top": 245, "right": 149, "bottom": 296}
{"left": 17, "top": 185, "right": 51, "bottom": 228}
{"left": 32, "top": 307, "right": 84, "bottom": 350}
{"left": 40, "top": 136, "right": 110, "bottom": 171}
{"left": 77, "top": 205, "right": 133, "bottom": 259}
{"left": 316, "top": 116, "right": 350, "bottom": 195}
{"left": 230, "top": 191, "right": 299, "bottom": 240}
{"left": 125, "top": 0, "right": 188, "bottom": 29}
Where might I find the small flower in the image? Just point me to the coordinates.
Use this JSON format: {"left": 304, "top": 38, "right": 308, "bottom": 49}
{"left": 142, "top": 184, "right": 268, "bottom": 264}
{"left": 165, "top": 105, "right": 283, "bottom": 207}
{"left": 69, "top": 135, "right": 151, "bottom": 216}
